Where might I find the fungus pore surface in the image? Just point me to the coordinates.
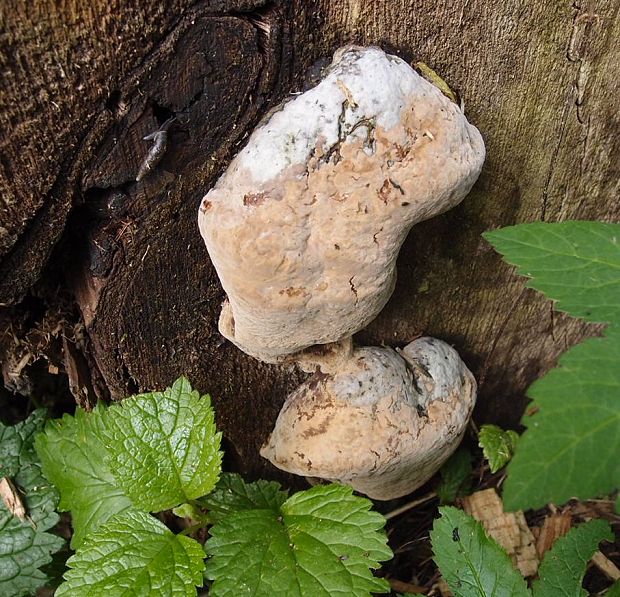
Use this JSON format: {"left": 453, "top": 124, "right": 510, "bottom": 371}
{"left": 199, "top": 45, "right": 485, "bottom": 363}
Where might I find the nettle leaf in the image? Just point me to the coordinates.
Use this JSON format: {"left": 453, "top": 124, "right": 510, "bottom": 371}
{"left": 478, "top": 425, "right": 519, "bottom": 473}
{"left": 56, "top": 509, "right": 205, "bottom": 597}
{"left": 0, "top": 409, "right": 46, "bottom": 478}
{"left": 35, "top": 408, "right": 133, "bottom": 548}
{"left": 1, "top": 411, "right": 64, "bottom": 597}
{"left": 484, "top": 221, "right": 620, "bottom": 324}
{"left": 532, "top": 519, "right": 612, "bottom": 597}
{"left": 431, "top": 506, "right": 529, "bottom": 597}
{"left": 199, "top": 472, "right": 289, "bottom": 522}
{"left": 485, "top": 221, "right": 620, "bottom": 509}
{"left": 436, "top": 447, "right": 472, "bottom": 504}
{"left": 98, "top": 376, "right": 222, "bottom": 512}
{"left": 205, "top": 483, "right": 392, "bottom": 596}
{"left": 503, "top": 327, "right": 620, "bottom": 510}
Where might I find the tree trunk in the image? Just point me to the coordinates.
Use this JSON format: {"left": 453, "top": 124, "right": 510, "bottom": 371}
{"left": 1, "top": 0, "right": 619, "bottom": 479}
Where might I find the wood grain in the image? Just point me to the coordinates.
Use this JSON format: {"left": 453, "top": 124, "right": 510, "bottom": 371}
{"left": 1, "top": 0, "right": 619, "bottom": 479}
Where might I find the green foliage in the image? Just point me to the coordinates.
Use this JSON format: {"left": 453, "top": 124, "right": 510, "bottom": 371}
{"left": 0, "top": 410, "right": 64, "bottom": 597}
{"left": 37, "top": 379, "right": 392, "bottom": 596}
{"left": 478, "top": 425, "right": 519, "bottom": 473}
{"left": 56, "top": 509, "right": 205, "bottom": 597}
{"left": 436, "top": 447, "right": 472, "bottom": 503}
{"left": 484, "top": 221, "right": 620, "bottom": 510}
{"left": 484, "top": 221, "right": 620, "bottom": 324}
{"left": 532, "top": 519, "right": 612, "bottom": 597}
{"left": 432, "top": 508, "right": 612, "bottom": 597}
{"left": 431, "top": 506, "right": 529, "bottom": 597}
{"left": 35, "top": 408, "right": 133, "bottom": 548}
{"left": 200, "top": 472, "right": 288, "bottom": 522}
{"left": 205, "top": 483, "right": 392, "bottom": 596}
{"left": 97, "top": 377, "right": 222, "bottom": 512}
{"left": 36, "top": 377, "right": 221, "bottom": 595}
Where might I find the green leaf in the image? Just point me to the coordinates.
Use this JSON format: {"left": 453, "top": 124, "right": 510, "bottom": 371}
{"left": 483, "top": 221, "right": 620, "bottom": 324}
{"left": 98, "top": 377, "right": 222, "bottom": 512}
{"left": 532, "top": 519, "right": 612, "bottom": 597}
{"left": 436, "top": 447, "right": 472, "bottom": 504}
{"left": 478, "top": 425, "right": 519, "bottom": 473}
{"left": 35, "top": 408, "right": 133, "bottom": 548}
{"left": 503, "top": 327, "right": 620, "bottom": 510}
{"left": 430, "top": 506, "right": 529, "bottom": 597}
{"left": 56, "top": 509, "right": 205, "bottom": 596}
{"left": 485, "top": 221, "right": 620, "bottom": 510}
{"left": 205, "top": 483, "right": 392, "bottom": 596}
{"left": 0, "top": 409, "right": 46, "bottom": 478}
{"left": 1, "top": 411, "right": 64, "bottom": 597}
{"left": 199, "top": 472, "right": 288, "bottom": 521}
{"left": 172, "top": 502, "right": 211, "bottom": 524}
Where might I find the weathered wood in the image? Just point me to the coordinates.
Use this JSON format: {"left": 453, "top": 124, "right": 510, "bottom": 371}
{"left": 1, "top": 0, "right": 619, "bottom": 479}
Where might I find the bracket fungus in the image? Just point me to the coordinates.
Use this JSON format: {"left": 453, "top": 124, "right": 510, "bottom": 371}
{"left": 199, "top": 45, "right": 485, "bottom": 364}
{"left": 260, "top": 338, "right": 476, "bottom": 500}
{"left": 198, "top": 45, "right": 484, "bottom": 499}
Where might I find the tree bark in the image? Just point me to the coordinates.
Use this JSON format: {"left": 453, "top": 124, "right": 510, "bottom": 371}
{"left": 1, "top": 0, "right": 619, "bottom": 479}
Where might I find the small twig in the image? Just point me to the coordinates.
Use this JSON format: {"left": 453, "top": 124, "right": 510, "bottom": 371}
{"left": 384, "top": 491, "right": 437, "bottom": 520}
{"left": 592, "top": 550, "right": 620, "bottom": 581}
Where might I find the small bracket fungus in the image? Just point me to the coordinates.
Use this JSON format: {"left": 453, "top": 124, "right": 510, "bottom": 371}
{"left": 199, "top": 45, "right": 485, "bottom": 363}
{"left": 260, "top": 338, "right": 476, "bottom": 500}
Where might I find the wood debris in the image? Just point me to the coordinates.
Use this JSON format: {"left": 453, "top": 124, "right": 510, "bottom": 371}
{"left": 0, "top": 477, "right": 26, "bottom": 519}
{"left": 592, "top": 550, "right": 620, "bottom": 582}
{"left": 534, "top": 512, "right": 572, "bottom": 558}
{"left": 462, "top": 488, "right": 539, "bottom": 577}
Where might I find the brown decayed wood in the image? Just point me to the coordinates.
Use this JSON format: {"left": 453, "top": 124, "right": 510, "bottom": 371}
{"left": 1, "top": 0, "right": 619, "bottom": 478}
{"left": 462, "top": 488, "right": 539, "bottom": 577}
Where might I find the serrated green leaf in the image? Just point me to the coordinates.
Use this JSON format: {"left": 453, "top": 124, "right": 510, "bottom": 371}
{"left": 483, "top": 221, "right": 620, "bottom": 324}
{"left": 503, "top": 328, "right": 620, "bottom": 510}
{"left": 205, "top": 483, "right": 392, "bottom": 596}
{"left": 436, "top": 447, "right": 472, "bottom": 504}
{"left": 1, "top": 411, "right": 64, "bottom": 597}
{"left": 485, "top": 221, "right": 620, "bottom": 510}
{"left": 35, "top": 408, "right": 133, "bottom": 548}
{"left": 430, "top": 506, "right": 529, "bottom": 597}
{"left": 199, "top": 472, "right": 288, "bottom": 521}
{"left": 478, "top": 425, "right": 519, "bottom": 473}
{"left": 532, "top": 519, "right": 612, "bottom": 597}
{"left": 98, "top": 377, "right": 222, "bottom": 512}
{"left": 56, "top": 509, "right": 205, "bottom": 596}
{"left": 0, "top": 410, "right": 46, "bottom": 478}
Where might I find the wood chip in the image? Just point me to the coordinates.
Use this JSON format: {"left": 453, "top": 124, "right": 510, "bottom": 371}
{"left": 432, "top": 578, "right": 453, "bottom": 597}
{"left": 535, "top": 512, "right": 572, "bottom": 558}
{"left": 0, "top": 477, "right": 26, "bottom": 519}
{"left": 592, "top": 550, "right": 620, "bottom": 581}
{"left": 462, "top": 488, "right": 539, "bottom": 577}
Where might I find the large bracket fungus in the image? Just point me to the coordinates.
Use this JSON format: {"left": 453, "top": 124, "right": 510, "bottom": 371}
{"left": 199, "top": 45, "right": 485, "bottom": 364}
{"left": 199, "top": 46, "right": 485, "bottom": 499}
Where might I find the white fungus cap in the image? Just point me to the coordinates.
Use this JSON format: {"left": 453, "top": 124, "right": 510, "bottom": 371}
{"left": 198, "top": 46, "right": 485, "bottom": 364}
{"left": 260, "top": 337, "right": 477, "bottom": 500}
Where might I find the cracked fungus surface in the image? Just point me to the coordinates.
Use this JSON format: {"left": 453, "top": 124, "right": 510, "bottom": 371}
{"left": 199, "top": 46, "right": 485, "bottom": 363}
{"left": 261, "top": 338, "right": 477, "bottom": 500}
